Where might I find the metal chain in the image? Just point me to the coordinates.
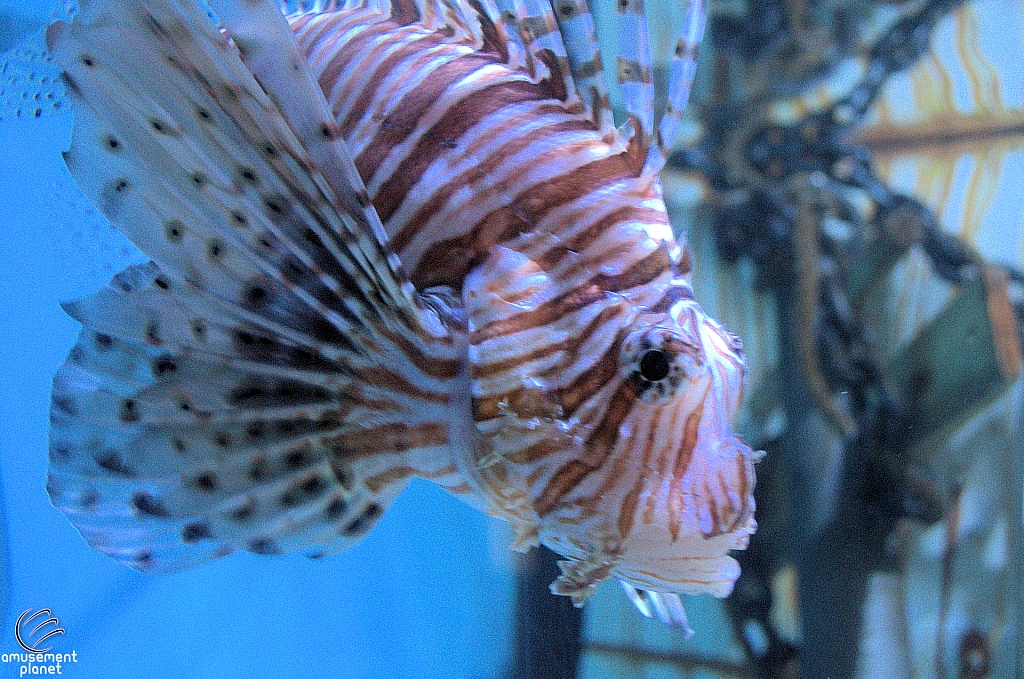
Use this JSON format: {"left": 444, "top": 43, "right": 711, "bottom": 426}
{"left": 670, "top": 1, "right": 1024, "bottom": 674}
{"left": 673, "top": 0, "right": 1020, "bottom": 509}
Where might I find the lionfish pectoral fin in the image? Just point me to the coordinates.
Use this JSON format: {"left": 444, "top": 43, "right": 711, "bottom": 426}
{"left": 47, "top": 0, "right": 457, "bottom": 572}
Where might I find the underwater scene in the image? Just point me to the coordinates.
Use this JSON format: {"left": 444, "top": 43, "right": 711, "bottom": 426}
{"left": 0, "top": 0, "right": 1022, "bottom": 677}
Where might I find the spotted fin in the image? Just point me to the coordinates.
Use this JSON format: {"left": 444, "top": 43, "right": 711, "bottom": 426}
{"left": 46, "top": 0, "right": 461, "bottom": 571}
{"left": 0, "top": 27, "right": 67, "bottom": 122}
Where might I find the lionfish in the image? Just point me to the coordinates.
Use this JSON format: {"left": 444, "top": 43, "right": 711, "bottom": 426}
{"left": 45, "top": 0, "right": 758, "bottom": 632}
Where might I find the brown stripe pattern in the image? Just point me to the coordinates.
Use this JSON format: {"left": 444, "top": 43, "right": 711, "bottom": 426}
{"left": 288, "top": 3, "right": 754, "bottom": 598}
{"left": 47, "top": 0, "right": 753, "bottom": 602}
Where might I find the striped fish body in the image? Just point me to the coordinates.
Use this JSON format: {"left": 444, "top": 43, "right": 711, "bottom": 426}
{"left": 46, "top": 0, "right": 756, "bottom": 625}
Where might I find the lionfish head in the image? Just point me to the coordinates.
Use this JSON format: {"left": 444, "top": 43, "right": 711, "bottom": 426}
{"left": 499, "top": 288, "right": 758, "bottom": 615}
{"left": 604, "top": 295, "right": 757, "bottom": 595}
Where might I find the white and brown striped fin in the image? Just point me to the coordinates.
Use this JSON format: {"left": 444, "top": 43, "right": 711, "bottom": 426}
{"left": 615, "top": 0, "right": 653, "bottom": 141}
{"left": 548, "top": 0, "right": 613, "bottom": 132}
{"left": 649, "top": 0, "right": 705, "bottom": 173}
{"left": 493, "top": 0, "right": 576, "bottom": 100}
{"left": 46, "top": 0, "right": 460, "bottom": 571}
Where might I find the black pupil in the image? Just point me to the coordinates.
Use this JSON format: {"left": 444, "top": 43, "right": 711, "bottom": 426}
{"left": 639, "top": 350, "right": 671, "bottom": 382}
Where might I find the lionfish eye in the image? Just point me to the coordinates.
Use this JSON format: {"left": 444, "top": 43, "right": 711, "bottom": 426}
{"left": 621, "top": 327, "right": 704, "bottom": 405}
{"left": 639, "top": 349, "right": 671, "bottom": 382}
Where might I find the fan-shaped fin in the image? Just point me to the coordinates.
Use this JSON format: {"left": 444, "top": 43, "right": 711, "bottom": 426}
{"left": 55, "top": 0, "right": 439, "bottom": 341}
{"left": 46, "top": 0, "right": 461, "bottom": 572}
{"left": 48, "top": 264, "right": 442, "bottom": 572}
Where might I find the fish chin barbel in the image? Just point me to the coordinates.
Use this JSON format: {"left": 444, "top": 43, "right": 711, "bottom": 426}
{"left": 44, "top": 0, "right": 757, "bottom": 633}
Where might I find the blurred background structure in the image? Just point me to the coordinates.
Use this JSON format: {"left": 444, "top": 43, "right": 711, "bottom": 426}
{"left": 569, "top": 2, "right": 1024, "bottom": 678}
{"left": 2, "top": 1, "right": 1022, "bottom": 678}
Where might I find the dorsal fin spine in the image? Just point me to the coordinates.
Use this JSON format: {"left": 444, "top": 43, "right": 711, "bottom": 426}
{"left": 649, "top": 0, "right": 705, "bottom": 174}
{"left": 615, "top": 0, "right": 654, "bottom": 142}
{"left": 549, "top": 0, "right": 614, "bottom": 133}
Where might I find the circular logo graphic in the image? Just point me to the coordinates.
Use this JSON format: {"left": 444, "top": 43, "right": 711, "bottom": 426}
{"left": 15, "top": 609, "right": 64, "bottom": 653}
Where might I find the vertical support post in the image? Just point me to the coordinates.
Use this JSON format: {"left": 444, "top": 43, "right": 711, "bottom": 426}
{"left": 776, "top": 282, "right": 868, "bottom": 679}
{"left": 1010, "top": 381, "right": 1024, "bottom": 679}
{"left": 507, "top": 546, "right": 583, "bottom": 679}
